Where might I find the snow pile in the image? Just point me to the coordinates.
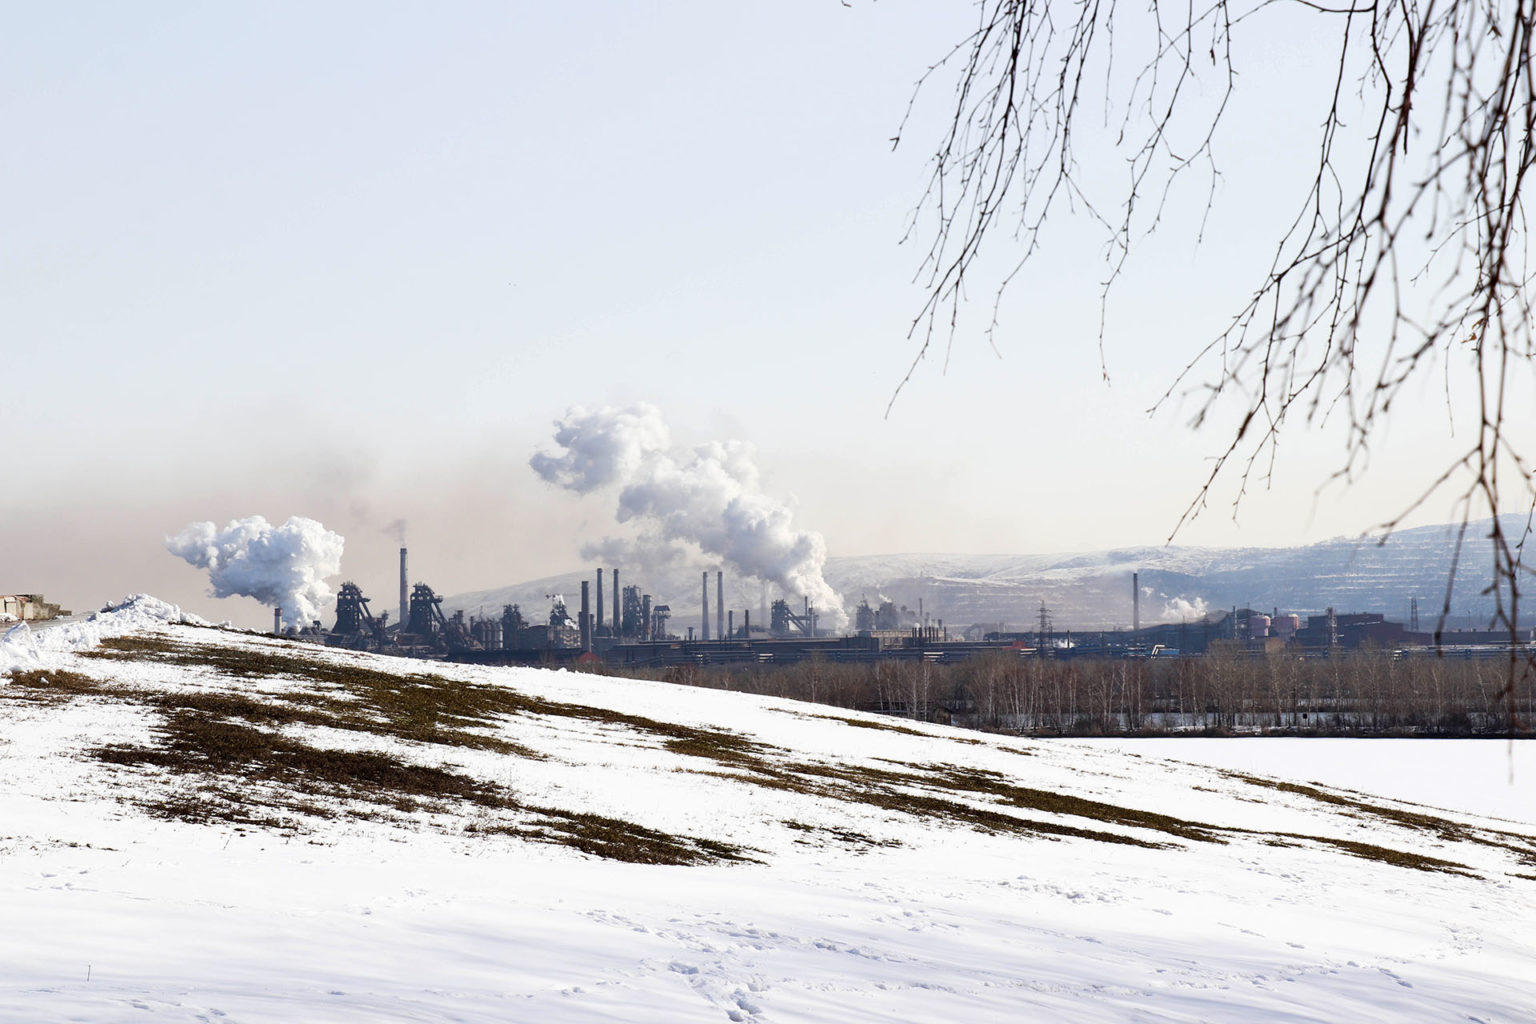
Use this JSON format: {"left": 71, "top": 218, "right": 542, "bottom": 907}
{"left": 0, "top": 594, "right": 206, "bottom": 673}
{"left": 0, "top": 623, "right": 39, "bottom": 670}
{"left": 532, "top": 404, "right": 848, "bottom": 629}
{"left": 166, "top": 515, "right": 343, "bottom": 628}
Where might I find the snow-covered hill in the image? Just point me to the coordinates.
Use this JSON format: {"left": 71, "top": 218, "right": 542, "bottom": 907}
{"left": 3, "top": 599, "right": 1535, "bottom": 1022}
{"left": 445, "top": 517, "right": 1524, "bottom": 631}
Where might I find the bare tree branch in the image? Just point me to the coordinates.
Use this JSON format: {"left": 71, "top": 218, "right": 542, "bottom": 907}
{"left": 898, "top": 0, "right": 1536, "bottom": 721}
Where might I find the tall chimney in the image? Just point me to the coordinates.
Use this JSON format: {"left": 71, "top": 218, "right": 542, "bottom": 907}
{"left": 743, "top": 608, "right": 750, "bottom": 637}
{"left": 596, "top": 569, "right": 604, "bottom": 634}
{"left": 613, "top": 568, "right": 621, "bottom": 637}
{"left": 1132, "top": 571, "right": 1140, "bottom": 633}
{"left": 580, "top": 580, "right": 592, "bottom": 651}
{"left": 273, "top": 607, "right": 282, "bottom": 635}
{"left": 701, "top": 571, "right": 710, "bottom": 642}
{"left": 716, "top": 571, "right": 724, "bottom": 644}
{"left": 399, "top": 547, "right": 408, "bottom": 630}
{"left": 728, "top": 609, "right": 734, "bottom": 639}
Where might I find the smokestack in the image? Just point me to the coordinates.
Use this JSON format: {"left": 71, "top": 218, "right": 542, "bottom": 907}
{"left": 612, "top": 568, "right": 620, "bottom": 637}
{"left": 641, "top": 594, "right": 652, "bottom": 640}
{"left": 273, "top": 607, "right": 282, "bottom": 635}
{"left": 743, "top": 608, "right": 750, "bottom": 637}
{"left": 399, "top": 547, "right": 408, "bottom": 630}
{"left": 716, "top": 571, "right": 724, "bottom": 643}
{"left": 701, "top": 571, "right": 710, "bottom": 642}
{"left": 580, "top": 580, "right": 592, "bottom": 651}
{"left": 596, "top": 569, "right": 604, "bottom": 633}
{"left": 728, "top": 609, "right": 734, "bottom": 639}
{"left": 1133, "top": 571, "right": 1140, "bottom": 633}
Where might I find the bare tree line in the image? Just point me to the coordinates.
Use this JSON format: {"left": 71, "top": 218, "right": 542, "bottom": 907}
{"left": 577, "top": 653, "right": 1531, "bottom": 737}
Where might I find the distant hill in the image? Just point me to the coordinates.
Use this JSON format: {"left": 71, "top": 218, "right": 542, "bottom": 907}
{"left": 443, "top": 517, "right": 1527, "bottom": 632}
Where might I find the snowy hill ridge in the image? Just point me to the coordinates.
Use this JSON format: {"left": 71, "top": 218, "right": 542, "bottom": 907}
{"left": 3, "top": 614, "right": 1535, "bottom": 1021}
{"left": 446, "top": 516, "right": 1527, "bottom": 629}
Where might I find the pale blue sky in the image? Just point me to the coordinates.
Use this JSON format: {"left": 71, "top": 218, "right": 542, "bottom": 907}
{"left": 2, "top": 2, "right": 1509, "bottom": 626}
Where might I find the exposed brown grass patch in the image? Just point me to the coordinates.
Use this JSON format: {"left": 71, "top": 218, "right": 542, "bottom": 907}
{"left": 1224, "top": 770, "right": 1536, "bottom": 860}
{"left": 788, "top": 710, "right": 933, "bottom": 737}
{"left": 924, "top": 764, "right": 1228, "bottom": 844}
{"left": 94, "top": 713, "right": 505, "bottom": 810}
{"left": 1, "top": 669, "right": 126, "bottom": 704}
{"left": 1275, "top": 832, "right": 1477, "bottom": 876}
{"left": 87, "top": 635, "right": 541, "bottom": 757}
{"left": 496, "top": 809, "right": 758, "bottom": 866}
{"left": 783, "top": 819, "right": 902, "bottom": 851}
{"left": 681, "top": 752, "right": 1175, "bottom": 848}
{"left": 94, "top": 708, "right": 753, "bottom": 865}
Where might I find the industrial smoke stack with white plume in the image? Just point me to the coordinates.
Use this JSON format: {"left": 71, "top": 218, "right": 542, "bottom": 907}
{"left": 531, "top": 404, "right": 849, "bottom": 630}
{"left": 166, "top": 515, "right": 344, "bottom": 628}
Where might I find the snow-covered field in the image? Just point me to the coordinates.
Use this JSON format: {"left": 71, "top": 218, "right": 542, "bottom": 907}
{"left": 1084, "top": 737, "right": 1536, "bottom": 825}
{"left": 3, "top": 599, "right": 1534, "bottom": 1022}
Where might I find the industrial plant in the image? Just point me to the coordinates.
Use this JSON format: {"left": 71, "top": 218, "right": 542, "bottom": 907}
{"left": 303, "top": 550, "right": 960, "bottom": 668}
{"left": 284, "top": 551, "right": 1531, "bottom": 669}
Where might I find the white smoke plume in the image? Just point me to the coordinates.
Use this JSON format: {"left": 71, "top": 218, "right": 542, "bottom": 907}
{"left": 166, "top": 515, "right": 344, "bottom": 627}
{"left": 531, "top": 404, "right": 849, "bottom": 630}
{"left": 529, "top": 404, "right": 670, "bottom": 491}
{"left": 578, "top": 532, "right": 693, "bottom": 575}
{"left": 1159, "top": 596, "right": 1210, "bottom": 622}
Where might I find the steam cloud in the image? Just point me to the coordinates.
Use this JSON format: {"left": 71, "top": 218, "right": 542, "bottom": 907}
{"left": 1159, "top": 596, "right": 1210, "bottom": 622}
{"left": 531, "top": 404, "right": 849, "bottom": 629}
{"left": 167, "top": 515, "right": 345, "bottom": 627}
{"left": 577, "top": 533, "right": 693, "bottom": 576}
